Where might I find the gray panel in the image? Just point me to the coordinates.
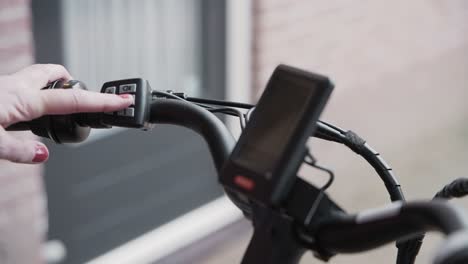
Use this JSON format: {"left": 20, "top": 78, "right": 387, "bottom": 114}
{"left": 45, "top": 127, "right": 223, "bottom": 263}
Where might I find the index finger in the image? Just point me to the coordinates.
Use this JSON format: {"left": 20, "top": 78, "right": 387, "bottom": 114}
{"left": 12, "top": 64, "right": 73, "bottom": 89}
{"left": 39, "top": 88, "right": 134, "bottom": 115}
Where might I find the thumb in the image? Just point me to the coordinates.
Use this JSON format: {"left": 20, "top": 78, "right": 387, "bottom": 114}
{"left": 0, "top": 127, "right": 49, "bottom": 164}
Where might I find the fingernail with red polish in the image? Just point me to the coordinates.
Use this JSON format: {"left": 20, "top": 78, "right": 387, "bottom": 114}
{"left": 119, "top": 94, "right": 131, "bottom": 99}
{"left": 118, "top": 94, "right": 134, "bottom": 103}
{"left": 33, "top": 144, "right": 49, "bottom": 163}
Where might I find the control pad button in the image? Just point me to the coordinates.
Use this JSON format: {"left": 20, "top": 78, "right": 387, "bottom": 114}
{"left": 116, "top": 108, "right": 135, "bottom": 117}
{"left": 104, "top": 86, "right": 116, "bottom": 94}
{"left": 125, "top": 108, "right": 135, "bottom": 117}
{"left": 119, "top": 84, "right": 137, "bottom": 93}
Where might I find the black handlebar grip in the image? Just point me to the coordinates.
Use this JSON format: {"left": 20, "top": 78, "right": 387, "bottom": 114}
{"left": 315, "top": 201, "right": 468, "bottom": 264}
{"left": 5, "top": 122, "right": 29, "bottom": 131}
{"left": 5, "top": 80, "right": 91, "bottom": 143}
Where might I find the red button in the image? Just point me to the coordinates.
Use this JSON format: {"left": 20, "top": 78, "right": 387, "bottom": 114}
{"left": 234, "top": 175, "right": 255, "bottom": 191}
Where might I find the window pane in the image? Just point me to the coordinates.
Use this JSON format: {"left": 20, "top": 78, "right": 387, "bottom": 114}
{"left": 62, "top": 0, "right": 202, "bottom": 96}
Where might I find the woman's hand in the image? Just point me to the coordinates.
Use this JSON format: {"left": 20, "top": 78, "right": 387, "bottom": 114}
{"left": 0, "top": 64, "right": 134, "bottom": 164}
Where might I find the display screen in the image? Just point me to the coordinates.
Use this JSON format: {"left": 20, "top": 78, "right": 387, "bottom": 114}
{"left": 221, "top": 64, "right": 333, "bottom": 206}
{"left": 232, "top": 72, "right": 315, "bottom": 178}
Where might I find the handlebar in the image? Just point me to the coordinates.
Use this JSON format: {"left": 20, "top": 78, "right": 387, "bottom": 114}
{"left": 314, "top": 201, "right": 468, "bottom": 264}
{"left": 6, "top": 90, "right": 468, "bottom": 264}
{"left": 149, "top": 98, "right": 235, "bottom": 172}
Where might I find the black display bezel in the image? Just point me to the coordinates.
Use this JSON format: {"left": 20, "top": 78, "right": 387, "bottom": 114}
{"left": 220, "top": 64, "right": 333, "bottom": 206}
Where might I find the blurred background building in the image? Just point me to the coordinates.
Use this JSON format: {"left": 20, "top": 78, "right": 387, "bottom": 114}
{"left": 0, "top": 0, "right": 46, "bottom": 263}
{"left": 0, "top": 0, "right": 467, "bottom": 263}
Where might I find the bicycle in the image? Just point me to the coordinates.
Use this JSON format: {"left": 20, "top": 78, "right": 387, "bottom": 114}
{"left": 7, "top": 64, "right": 468, "bottom": 264}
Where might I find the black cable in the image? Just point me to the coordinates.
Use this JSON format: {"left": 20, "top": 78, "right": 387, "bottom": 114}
{"left": 195, "top": 103, "right": 245, "bottom": 118}
{"left": 304, "top": 152, "right": 335, "bottom": 191}
{"left": 186, "top": 97, "right": 254, "bottom": 109}
{"left": 336, "top": 131, "right": 415, "bottom": 264}
{"left": 321, "top": 126, "right": 436, "bottom": 264}
{"left": 318, "top": 120, "right": 346, "bottom": 134}
{"left": 434, "top": 178, "right": 468, "bottom": 199}
{"left": 152, "top": 91, "right": 221, "bottom": 111}
{"left": 208, "top": 107, "right": 246, "bottom": 129}
{"left": 185, "top": 95, "right": 253, "bottom": 125}
{"left": 154, "top": 91, "right": 251, "bottom": 129}
{"left": 310, "top": 123, "right": 413, "bottom": 264}
{"left": 315, "top": 122, "right": 345, "bottom": 143}
{"left": 311, "top": 124, "right": 404, "bottom": 202}
{"left": 153, "top": 90, "right": 245, "bottom": 119}
{"left": 152, "top": 90, "right": 188, "bottom": 101}
{"left": 173, "top": 95, "right": 345, "bottom": 147}
{"left": 153, "top": 90, "right": 217, "bottom": 111}
{"left": 302, "top": 151, "right": 335, "bottom": 226}
{"left": 245, "top": 107, "right": 255, "bottom": 122}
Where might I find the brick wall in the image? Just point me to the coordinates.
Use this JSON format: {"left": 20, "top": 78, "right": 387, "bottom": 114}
{"left": 251, "top": 1, "right": 468, "bottom": 263}
{"left": 0, "top": 0, "right": 46, "bottom": 263}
